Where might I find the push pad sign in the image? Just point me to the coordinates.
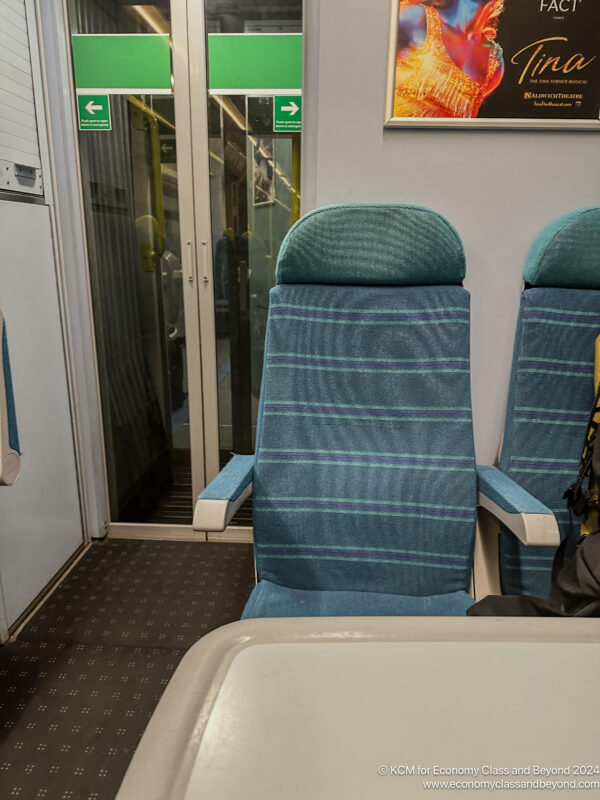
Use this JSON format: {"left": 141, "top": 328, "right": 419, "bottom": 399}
{"left": 77, "top": 95, "right": 111, "bottom": 130}
{"left": 273, "top": 96, "right": 301, "bottom": 132}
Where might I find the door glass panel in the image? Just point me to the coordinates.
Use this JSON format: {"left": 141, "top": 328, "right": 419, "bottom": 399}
{"left": 204, "top": 2, "right": 302, "bottom": 496}
{"left": 67, "top": 2, "right": 192, "bottom": 523}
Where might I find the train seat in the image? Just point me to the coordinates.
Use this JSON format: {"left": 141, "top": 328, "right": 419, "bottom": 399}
{"left": 194, "top": 204, "right": 561, "bottom": 617}
{"left": 494, "top": 207, "right": 600, "bottom": 597}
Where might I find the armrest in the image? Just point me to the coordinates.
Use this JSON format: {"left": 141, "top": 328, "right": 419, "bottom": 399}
{"left": 476, "top": 465, "right": 560, "bottom": 547}
{"left": 193, "top": 454, "right": 254, "bottom": 531}
{"left": 0, "top": 311, "right": 21, "bottom": 486}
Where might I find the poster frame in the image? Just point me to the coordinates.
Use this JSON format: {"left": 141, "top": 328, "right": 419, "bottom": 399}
{"left": 384, "top": 0, "right": 600, "bottom": 129}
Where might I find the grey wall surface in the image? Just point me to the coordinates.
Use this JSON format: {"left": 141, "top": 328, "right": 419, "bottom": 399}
{"left": 0, "top": 0, "right": 86, "bottom": 635}
{"left": 0, "top": 202, "right": 83, "bottom": 627}
{"left": 301, "top": 0, "right": 600, "bottom": 464}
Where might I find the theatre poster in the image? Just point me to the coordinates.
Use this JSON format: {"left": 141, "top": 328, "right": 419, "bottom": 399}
{"left": 385, "top": 0, "right": 600, "bottom": 128}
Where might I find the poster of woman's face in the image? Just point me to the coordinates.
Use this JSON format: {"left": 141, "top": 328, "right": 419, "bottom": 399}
{"left": 253, "top": 138, "right": 275, "bottom": 207}
{"left": 385, "top": 0, "right": 600, "bottom": 128}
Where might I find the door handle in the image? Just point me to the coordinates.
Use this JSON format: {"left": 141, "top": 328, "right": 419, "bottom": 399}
{"left": 201, "top": 240, "right": 209, "bottom": 285}
{"left": 185, "top": 238, "right": 195, "bottom": 283}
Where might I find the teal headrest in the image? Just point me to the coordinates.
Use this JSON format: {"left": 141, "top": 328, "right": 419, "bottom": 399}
{"left": 523, "top": 207, "right": 600, "bottom": 289}
{"left": 275, "top": 204, "right": 465, "bottom": 286}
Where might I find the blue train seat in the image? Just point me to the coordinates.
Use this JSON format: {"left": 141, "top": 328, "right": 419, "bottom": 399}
{"left": 497, "top": 207, "right": 600, "bottom": 597}
{"left": 196, "top": 204, "right": 483, "bottom": 616}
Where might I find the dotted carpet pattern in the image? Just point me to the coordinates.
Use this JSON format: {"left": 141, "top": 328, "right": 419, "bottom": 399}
{"left": 0, "top": 540, "right": 255, "bottom": 799}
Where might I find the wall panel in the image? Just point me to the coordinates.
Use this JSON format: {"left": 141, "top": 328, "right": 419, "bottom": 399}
{"left": 0, "top": 0, "right": 41, "bottom": 171}
{"left": 0, "top": 201, "right": 83, "bottom": 628}
{"left": 301, "top": 0, "right": 600, "bottom": 463}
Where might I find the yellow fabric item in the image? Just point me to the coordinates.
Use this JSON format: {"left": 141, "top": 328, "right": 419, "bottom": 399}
{"left": 394, "top": 6, "right": 501, "bottom": 119}
{"left": 581, "top": 335, "right": 600, "bottom": 535}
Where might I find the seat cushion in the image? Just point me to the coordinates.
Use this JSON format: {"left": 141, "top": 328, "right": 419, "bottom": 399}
{"left": 242, "top": 579, "right": 473, "bottom": 618}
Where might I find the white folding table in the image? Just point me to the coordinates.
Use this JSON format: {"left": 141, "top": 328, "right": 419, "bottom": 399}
{"left": 116, "top": 617, "right": 600, "bottom": 800}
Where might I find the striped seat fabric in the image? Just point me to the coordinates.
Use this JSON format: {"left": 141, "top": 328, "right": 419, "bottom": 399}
{"left": 499, "top": 207, "right": 600, "bottom": 597}
{"left": 244, "top": 204, "right": 477, "bottom": 617}
{"left": 1, "top": 310, "right": 21, "bottom": 486}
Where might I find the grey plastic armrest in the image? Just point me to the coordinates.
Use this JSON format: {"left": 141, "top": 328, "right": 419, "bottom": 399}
{"left": 193, "top": 454, "right": 254, "bottom": 531}
{"left": 477, "top": 465, "right": 560, "bottom": 547}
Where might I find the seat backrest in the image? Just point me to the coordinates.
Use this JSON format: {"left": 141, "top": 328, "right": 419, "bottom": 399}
{"left": 252, "top": 204, "right": 477, "bottom": 597}
{"left": 499, "top": 207, "right": 600, "bottom": 597}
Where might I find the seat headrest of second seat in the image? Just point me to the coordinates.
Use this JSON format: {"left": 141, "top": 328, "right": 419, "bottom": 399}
{"left": 276, "top": 204, "right": 465, "bottom": 286}
{"left": 523, "top": 206, "right": 600, "bottom": 290}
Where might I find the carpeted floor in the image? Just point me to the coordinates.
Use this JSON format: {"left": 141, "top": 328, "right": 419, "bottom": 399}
{"left": 0, "top": 539, "right": 255, "bottom": 800}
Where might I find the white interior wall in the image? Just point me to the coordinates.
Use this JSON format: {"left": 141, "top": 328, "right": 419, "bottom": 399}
{"left": 301, "top": 0, "right": 600, "bottom": 464}
{"left": 35, "top": 0, "right": 107, "bottom": 540}
{"left": 0, "top": 201, "right": 83, "bottom": 627}
{"left": 0, "top": 0, "right": 85, "bottom": 634}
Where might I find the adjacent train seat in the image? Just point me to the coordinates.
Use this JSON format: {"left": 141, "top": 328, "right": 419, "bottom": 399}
{"left": 0, "top": 309, "right": 20, "bottom": 486}
{"left": 194, "top": 204, "right": 557, "bottom": 617}
{"left": 492, "top": 207, "right": 600, "bottom": 598}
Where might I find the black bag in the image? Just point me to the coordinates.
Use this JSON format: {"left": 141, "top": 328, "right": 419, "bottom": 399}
{"left": 468, "top": 381, "right": 600, "bottom": 618}
{"left": 467, "top": 529, "right": 600, "bottom": 617}
{"left": 563, "top": 380, "right": 600, "bottom": 519}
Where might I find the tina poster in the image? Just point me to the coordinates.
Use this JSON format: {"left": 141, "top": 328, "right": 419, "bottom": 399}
{"left": 385, "top": 0, "right": 600, "bottom": 127}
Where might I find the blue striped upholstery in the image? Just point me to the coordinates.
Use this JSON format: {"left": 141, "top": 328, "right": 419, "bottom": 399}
{"left": 251, "top": 282, "right": 477, "bottom": 603}
{"left": 499, "top": 287, "right": 600, "bottom": 596}
{"left": 2, "top": 318, "right": 20, "bottom": 454}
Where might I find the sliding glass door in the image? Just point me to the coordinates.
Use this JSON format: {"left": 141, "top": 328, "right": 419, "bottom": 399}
{"left": 67, "top": 0, "right": 302, "bottom": 530}
{"left": 198, "top": 2, "right": 302, "bottom": 524}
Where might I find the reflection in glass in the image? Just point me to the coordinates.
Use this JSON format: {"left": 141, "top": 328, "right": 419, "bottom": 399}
{"left": 205, "top": 3, "right": 302, "bottom": 486}
{"left": 209, "top": 95, "right": 301, "bottom": 462}
{"left": 68, "top": 0, "right": 191, "bottom": 523}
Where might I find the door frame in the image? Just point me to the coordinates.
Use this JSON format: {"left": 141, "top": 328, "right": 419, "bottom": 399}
{"left": 50, "top": 0, "right": 253, "bottom": 540}
{"left": 171, "top": 0, "right": 252, "bottom": 541}
{"left": 173, "top": 0, "right": 221, "bottom": 490}
{"left": 110, "top": 0, "right": 251, "bottom": 539}
{"left": 35, "top": 0, "right": 109, "bottom": 542}
{"left": 110, "top": 0, "right": 221, "bottom": 540}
